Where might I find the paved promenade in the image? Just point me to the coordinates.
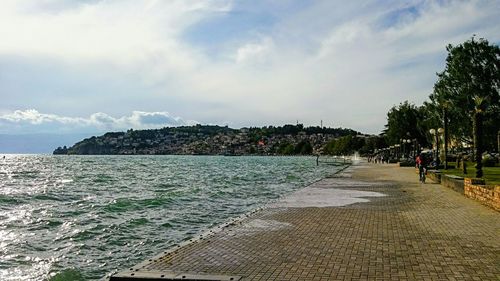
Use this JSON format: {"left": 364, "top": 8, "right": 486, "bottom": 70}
{"left": 112, "top": 163, "right": 499, "bottom": 281}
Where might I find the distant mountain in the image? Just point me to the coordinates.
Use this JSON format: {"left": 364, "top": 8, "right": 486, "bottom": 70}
{"left": 0, "top": 133, "right": 94, "bottom": 154}
{"left": 53, "top": 124, "right": 360, "bottom": 156}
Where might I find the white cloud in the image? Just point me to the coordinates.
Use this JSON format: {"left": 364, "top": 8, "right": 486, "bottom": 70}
{"left": 235, "top": 37, "right": 274, "bottom": 64}
{"left": 0, "top": 0, "right": 230, "bottom": 69}
{"left": 0, "top": 1, "right": 499, "bottom": 134}
{"left": 0, "top": 109, "right": 85, "bottom": 125}
{"left": 0, "top": 109, "right": 197, "bottom": 134}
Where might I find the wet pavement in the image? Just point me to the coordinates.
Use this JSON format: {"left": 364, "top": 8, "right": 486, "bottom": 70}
{"left": 111, "top": 163, "right": 500, "bottom": 281}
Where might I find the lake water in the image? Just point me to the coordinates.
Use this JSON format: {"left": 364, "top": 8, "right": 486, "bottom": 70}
{"left": 0, "top": 155, "right": 343, "bottom": 280}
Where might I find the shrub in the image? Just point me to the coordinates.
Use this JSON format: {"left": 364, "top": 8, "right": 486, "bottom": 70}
{"left": 482, "top": 157, "right": 497, "bottom": 167}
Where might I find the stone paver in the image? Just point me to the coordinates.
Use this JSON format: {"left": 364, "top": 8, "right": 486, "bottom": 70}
{"left": 112, "top": 163, "right": 500, "bottom": 281}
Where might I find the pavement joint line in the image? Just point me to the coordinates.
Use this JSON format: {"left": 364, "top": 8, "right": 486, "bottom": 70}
{"left": 109, "top": 162, "right": 500, "bottom": 281}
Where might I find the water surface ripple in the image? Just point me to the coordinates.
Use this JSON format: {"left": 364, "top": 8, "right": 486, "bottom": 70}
{"left": 0, "top": 155, "right": 341, "bottom": 280}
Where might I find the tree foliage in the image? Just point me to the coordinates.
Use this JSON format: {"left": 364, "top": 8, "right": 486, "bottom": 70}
{"left": 430, "top": 36, "right": 500, "bottom": 150}
{"left": 436, "top": 36, "right": 500, "bottom": 176}
{"left": 358, "top": 136, "right": 387, "bottom": 155}
{"left": 384, "top": 101, "right": 429, "bottom": 147}
{"left": 247, "top": 124, "right": 358, "bottom": 137}
{"left": 323, "top": 135, "right": 365, "bottom": 156}
{"left": 277, "top": 140, "right": 313, "bottom": 155}
{"left": 295, "top": 140, "right": 313, "bottom": 155}
{"left": 441, "top": 37, "right": 499, "bottom": 113}
{"left": 380, "top": 36, "right": 499, "bottom": 176}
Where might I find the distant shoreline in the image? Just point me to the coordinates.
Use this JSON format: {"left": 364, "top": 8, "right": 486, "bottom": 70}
{"left": 53, "top": 124, "right": 364, "bottom": 156}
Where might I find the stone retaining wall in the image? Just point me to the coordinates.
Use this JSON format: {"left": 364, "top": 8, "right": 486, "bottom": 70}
{"left": 464, "top": 178, "right": 500, "bottom": 212}
{"left": 410, "top": 168, "right": 498, "bottom": 211}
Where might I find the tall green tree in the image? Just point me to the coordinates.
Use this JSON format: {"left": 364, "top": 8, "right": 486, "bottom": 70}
{"left": 384, "top": 101, "right": 429, "bottom": 148}
{"left": 359, "top": 136, "right": 387, "bottom": 155}
{"left": 435, "top": 36, "right": 500, "bottom": 177}
{"left": 430, "top": 75, "right": 467, "bottom": 144}
{"left": 323, "top": 135, "right": 365, "bottom": 156}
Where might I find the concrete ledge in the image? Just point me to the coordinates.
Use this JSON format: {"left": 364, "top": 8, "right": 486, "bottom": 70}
{"left": 426, "top": 170, "right": 441, "bottom": 183}
{"left": 398, "top": 161, "right": 415, "bottom": 167}
{"left": 441, "top": 174, "right": 464, "bottom": 194}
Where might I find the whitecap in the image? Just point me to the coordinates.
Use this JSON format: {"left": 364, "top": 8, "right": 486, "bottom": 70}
{"left": 57, "top": 179, "right": 73, "bottom": 184}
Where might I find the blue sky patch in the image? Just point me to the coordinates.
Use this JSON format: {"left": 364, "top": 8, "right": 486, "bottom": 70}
{"left": 183, "top": 10, "right": 276, "bottom": 50}
{"left": 1, "top": 0, "right": 499, "bottom": 137}
{"left": 377, "top": 5, "right": 421, "bottom": 29}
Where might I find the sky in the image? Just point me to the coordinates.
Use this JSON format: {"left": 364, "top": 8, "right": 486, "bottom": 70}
{"left": 1, "top": 0, "right": 500, "bottom": 139}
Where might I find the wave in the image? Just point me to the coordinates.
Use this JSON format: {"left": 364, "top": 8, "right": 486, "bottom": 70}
{"left": 48, "top": 268, "right": 85, "bottom": 281}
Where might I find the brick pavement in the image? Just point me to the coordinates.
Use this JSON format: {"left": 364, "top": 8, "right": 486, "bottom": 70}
{"left": 111, "top": 163, "right": 500, "bottom": 281}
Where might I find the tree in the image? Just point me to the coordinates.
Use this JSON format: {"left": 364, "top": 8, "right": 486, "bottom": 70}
{"left": 429, "top": 73, "right": 476, "bottom": 170}
{"left": 278, "top": 142, "right": 295, "bottom": 155}
{"left": 359, "top": 136, "right": 387, "bottom": 155}
{"left": 436, "top": 36, "right": 500, "bottom": 177}
{"left": 294, "top": 140, "right": 313, "bottom": 155}
{"left": 384, "top": 101, "right": 429, "bottom": 148}
{"left": 323, "top": 135, "right": 365, "bottom": 156}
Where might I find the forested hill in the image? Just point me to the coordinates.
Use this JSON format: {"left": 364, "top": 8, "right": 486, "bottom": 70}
{"left": 53, "top": 124, "right": 361, "bottom": 155}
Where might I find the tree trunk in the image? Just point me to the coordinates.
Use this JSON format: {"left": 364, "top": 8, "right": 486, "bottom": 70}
{"left": 443, "top": 108, "right": 448, "bottom": 169}
{"left": 473, "top": 111, "right": 483, "bottom": 178}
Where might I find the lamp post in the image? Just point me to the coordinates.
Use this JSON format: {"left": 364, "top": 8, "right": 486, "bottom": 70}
{"left": 413, "top": 138, "right": 418, "bottom": 159}
{"left": 438, "top": 127, "right": 447, "bottom": 169}
{"left": 429, "top": 128, "right": 444, "bottom": 168}
{"left": 400, "top": 139, "right": 410, "bottom": 159}
{"left": 442, "top": 104, "right": 449, "bottom": 170}
{"left": 406, "top": 139, "right": 411, "bottom": 159}
{"left": 429, "top": 129, "right": 439, "bottom": 168}
{"left": 400, "top": 139, "right": 404, "bottom": 158}
{"left": 400, "top": 139, "right": 406, "bottom": 159}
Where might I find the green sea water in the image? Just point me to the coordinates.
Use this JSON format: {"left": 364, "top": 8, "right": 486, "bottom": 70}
{"left": 0, "top": 155, "right": 342, "bottom": 280}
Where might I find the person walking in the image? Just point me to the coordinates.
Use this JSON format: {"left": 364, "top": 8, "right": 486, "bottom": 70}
{"left": 416, "top": 153, "right": 427, "bottom": 183}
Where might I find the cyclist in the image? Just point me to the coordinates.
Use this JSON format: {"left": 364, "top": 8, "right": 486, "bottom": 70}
{"left": 416, "top": 153, "right": 427, "bottom": 183}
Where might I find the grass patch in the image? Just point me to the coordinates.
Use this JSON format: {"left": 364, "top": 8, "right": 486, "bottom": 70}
{"left": 442, "top": 161, "right": 500, "bottom": 185}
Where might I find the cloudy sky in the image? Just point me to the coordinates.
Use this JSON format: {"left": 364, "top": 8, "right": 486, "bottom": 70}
{"left": 1, "top": 0, "right": 500, "bottom": 136}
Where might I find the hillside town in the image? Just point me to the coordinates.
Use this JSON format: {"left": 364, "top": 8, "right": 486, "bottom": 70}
{"left": 53, "top": 124, "right": 361, "bottom": 155}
